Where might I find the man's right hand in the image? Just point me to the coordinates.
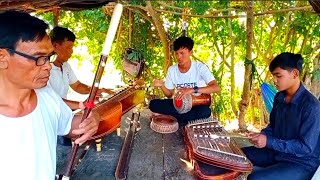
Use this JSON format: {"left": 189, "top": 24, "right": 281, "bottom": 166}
{"left": 153, "top": 79, "right": 164, "bottom": 87}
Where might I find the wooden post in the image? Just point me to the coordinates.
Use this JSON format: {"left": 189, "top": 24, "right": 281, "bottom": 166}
{"left": 52, "top": 8, "right": 60, "bottom": 26}
{"left": 238, "top": 0, "right": 254, "bottom": 131}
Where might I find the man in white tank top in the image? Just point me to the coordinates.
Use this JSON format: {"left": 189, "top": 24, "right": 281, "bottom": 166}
{"left": 0, "top": 11, "right": 101, "bottom": 180}
{"left": 149, "top": 36, "right": 220, "bottom": 126}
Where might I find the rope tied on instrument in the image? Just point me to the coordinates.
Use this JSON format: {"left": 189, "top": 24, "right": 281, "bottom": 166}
{"left": 84, "top": 101, "right": 95, "bottom": 109}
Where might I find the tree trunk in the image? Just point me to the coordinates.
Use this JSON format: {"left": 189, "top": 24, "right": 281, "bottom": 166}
{"left": 52, "top": 9, "right": 60, "bottom": 26}
{"left": 228, "top": 12, "right": 238, "bottom": 117}
{"left": 309, "top": 52, "right": 320, "bottom": 98}
{"left": 238, "top": 0, "right": 254, "bottom": 131}
{"left": 146, "top": 1, "right": 171, "bottom": 73}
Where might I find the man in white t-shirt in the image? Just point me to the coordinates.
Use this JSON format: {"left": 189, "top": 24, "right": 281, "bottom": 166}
{"left": 0, "top": 11, "right": 101, "bottom": 180}
{"left": 149, "top": 36, "right": 220, "bottom": 126}
{"left": 48, "top": 26, "right": 114, "bottom": 146}
{"left": 48, "top": 26, "right": 114, "bottom": 110}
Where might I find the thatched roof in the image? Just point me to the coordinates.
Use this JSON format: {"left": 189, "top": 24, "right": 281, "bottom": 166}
{"left": 0, "top": 0, "right": 319, "bottom": 14}
{"left": 0, "top": 0, "right": 114, "bottom": 12}
{"left": 310, "top": 0, "right": 320, "bottom": 14}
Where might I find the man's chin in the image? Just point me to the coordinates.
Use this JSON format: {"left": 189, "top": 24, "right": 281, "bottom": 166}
{"left": 35, "top": 81, "right": 49, "bottom": 89}
{"left": 275, "top": 86, "right": 283, "bottom": 91}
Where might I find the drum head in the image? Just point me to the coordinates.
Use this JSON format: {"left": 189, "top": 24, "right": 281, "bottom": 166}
{"left": 150, "top": 114, "right": 179, "bottom": 134}
{"left": 173, "top": 94, "right": 192, "bottom": 114}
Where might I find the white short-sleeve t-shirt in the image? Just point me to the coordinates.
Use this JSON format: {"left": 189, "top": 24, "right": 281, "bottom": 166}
{"left": 165, "top": 61, "right": 215, "bottom": 90}
{"left": 0, "top": 86, "right": 73, "bottom": 180}
{"left": 48, "top": 62, "right": 78, "bottom": 98}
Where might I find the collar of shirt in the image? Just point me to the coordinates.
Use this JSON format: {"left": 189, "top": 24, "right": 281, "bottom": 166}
{"left": 276, "top": 82, "right": 305, "bottom": 105}
{"left": 51, "top": 63, "right": 60, "bottom": 70}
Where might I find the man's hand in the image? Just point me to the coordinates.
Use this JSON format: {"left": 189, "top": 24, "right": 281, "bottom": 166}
{"left": 72, "top": 111, "right": 100, "bottom": 145}
{"left": 247, "top": 132, "right": 267, "bottom": 148}
{"left": 78, "top": 101, "right": 86, "bottom": 109}
{"left": 97, "top": 88, "right": 115, "bottom": 96}
{"left": 153, "top": 79, "right": 164, "bottom": 87}
{"left": 175, "top": 88, "right": 194, "bottom": 100}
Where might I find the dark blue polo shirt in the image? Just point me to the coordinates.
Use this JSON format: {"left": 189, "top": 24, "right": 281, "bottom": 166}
{"left": 261, "top": 83, "right": 320, "bottom": 171}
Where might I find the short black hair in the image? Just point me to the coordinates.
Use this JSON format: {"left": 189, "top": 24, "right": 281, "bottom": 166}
{"left": 269, "top": 52, "right": 303, "bottom": 73}
{"left": 173, "top": 36, "right": 194, "bottom": 51}
{"left": 0, "top": 10, "right": 48, "bottom": 50}
{"left": 50, "top": 26, "right": 76, "bottom": 44}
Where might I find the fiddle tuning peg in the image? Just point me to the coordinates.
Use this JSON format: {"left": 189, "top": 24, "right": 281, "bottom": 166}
{"left": 125, "top": 117, "right": 131, "bottom": 124}
{"left": 117, "top": 128, "right": 121, "bottom": 136}
{"left": 135, "top": 121, "right": 141, "bottom": 131}
{"left": 95, "top": 139, "right": 102, "bottom": 152}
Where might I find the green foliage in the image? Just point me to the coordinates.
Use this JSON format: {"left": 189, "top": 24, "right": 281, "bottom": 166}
{"left": 38, "top": 1, "right": 320, "bottom": 126}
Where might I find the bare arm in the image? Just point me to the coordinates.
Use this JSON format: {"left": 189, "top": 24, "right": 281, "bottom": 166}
{"left": 175, "top": 80, "right": 220, "bottom": 100}
{"left": 197, "top": 80, "right": 220, "bottom": 94}
{"left": 70, "top": 80, "right": 114, "bottom": 95}
{"left": 153, "top": 79, "right": 174, "bottom": 98}
{"left": 69, "top": 81, "right": 91, "bottom": 94}
{"left": 62, "top": 98, "right": 85, "bottom": 110}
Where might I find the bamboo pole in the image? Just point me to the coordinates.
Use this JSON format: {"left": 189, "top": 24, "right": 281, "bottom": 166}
{"left": 153, "top": 6, "right": 313, "bottom": 19}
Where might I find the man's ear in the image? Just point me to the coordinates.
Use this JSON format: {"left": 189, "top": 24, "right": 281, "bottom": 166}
{"left": 0, "top": 49, "right": 9, "bottom": 69}
{"left": 292, "top": 69, "right": 299, "bottom": 79}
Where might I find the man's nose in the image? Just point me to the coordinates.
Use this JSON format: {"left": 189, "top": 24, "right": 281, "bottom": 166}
{"left": 273, "top": 78, "right": 277, "bottom": 84}
{"left": 43, "top": 61, "right": 52, "bottom": 70}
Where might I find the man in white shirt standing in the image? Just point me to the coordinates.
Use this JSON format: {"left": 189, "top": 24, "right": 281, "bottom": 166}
{"left": 149, "top": 36, "right": 220, "bottom": 126}
{"left": 0, "top": 10, "right": 100, "bottom": 180}
{"left": 48, "top": 26, "right": 114, "bottom": 146}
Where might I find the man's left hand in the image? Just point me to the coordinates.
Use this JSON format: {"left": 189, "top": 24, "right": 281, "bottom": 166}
{"left": 248, "top": 132, "right": 267, "bottom": 148}
{"left": 72, "top": 111, "right": 100, "bottom": 145}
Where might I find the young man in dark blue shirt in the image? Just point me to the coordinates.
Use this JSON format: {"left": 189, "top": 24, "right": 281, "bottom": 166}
{"left": 242, "top": 52, "right": 320, "bottom": 180}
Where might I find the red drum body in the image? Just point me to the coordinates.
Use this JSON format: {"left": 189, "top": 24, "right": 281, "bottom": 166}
{"left": 173, "top": 93, "right": 211, "bottom": 114}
